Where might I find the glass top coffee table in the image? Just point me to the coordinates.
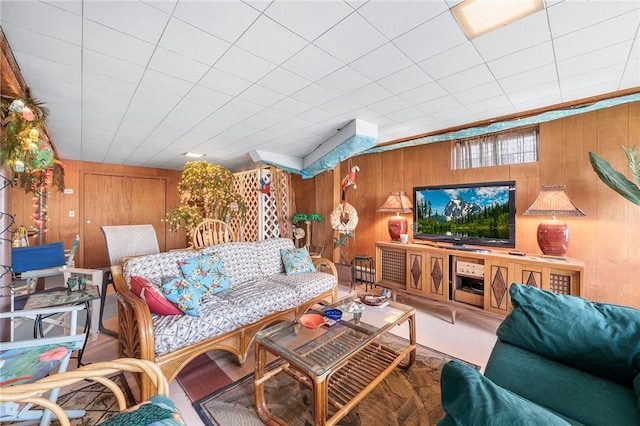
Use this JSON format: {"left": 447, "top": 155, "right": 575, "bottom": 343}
{"left": 254, "top": 294, "right": 416, "bottom": 425}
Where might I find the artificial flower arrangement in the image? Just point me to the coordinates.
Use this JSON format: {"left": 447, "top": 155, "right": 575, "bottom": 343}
{"left": 165, "top": 161, "right": 247, "bottom": 234}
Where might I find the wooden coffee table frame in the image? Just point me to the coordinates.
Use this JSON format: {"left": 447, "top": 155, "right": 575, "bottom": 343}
{"left": 254, "top": 304, "right": 416, "bottom": 425}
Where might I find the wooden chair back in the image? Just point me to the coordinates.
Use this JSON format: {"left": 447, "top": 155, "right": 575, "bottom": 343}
{"left": 191, "top": 219, "right": 235, "bottom": 248}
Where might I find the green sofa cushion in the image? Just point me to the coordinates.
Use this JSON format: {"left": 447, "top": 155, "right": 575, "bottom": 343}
{"left": 497, "top": 283, "right": 640, "bottom": 386}
{"left": 485, "top": 341, "right": 640, "bottom": 426}
{"left": 438, "top": 360, "right": 574, "bottom": 426}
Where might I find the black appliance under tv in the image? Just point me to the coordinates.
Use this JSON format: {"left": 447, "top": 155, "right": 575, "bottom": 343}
{"left": 413, "top": 181, "right": 516, "bottom": 249}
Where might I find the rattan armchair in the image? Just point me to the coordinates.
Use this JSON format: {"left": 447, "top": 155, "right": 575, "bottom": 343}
{"left": 0, "top": 358, "right": 173, "bottom": 426}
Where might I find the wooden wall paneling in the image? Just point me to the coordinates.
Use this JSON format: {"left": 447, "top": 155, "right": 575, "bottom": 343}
{"left": 300, "top": 101, "right": 640, "bottom": 309}
{"left": 628, "top": 102, "right": 640, "bottom": 309}
{"left": 314, "top": 169, "right": 334, "bottom": 259}
{"left": 593, "top": 105, "right": 631, "bottom": 305}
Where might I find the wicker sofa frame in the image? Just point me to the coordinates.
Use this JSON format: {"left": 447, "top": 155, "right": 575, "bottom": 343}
{"left": 112, "top": 257, "right": 338, "bottom": 400}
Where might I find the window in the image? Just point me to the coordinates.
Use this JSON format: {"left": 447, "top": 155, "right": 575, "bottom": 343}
{"left": 452, "top": 126, "right": 539, "bottom": 170}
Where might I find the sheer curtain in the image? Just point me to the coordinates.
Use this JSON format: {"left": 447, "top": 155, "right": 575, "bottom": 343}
{"left": 452, "top": 127, "right": 539, "bottom": 170}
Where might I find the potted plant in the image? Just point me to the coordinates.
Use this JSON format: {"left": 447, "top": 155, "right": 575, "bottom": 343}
{"left": 590, "top": 146, "right": 640, "bottom": 205}
{"left": 292, "top": 212, "right": 323, "bottom": 252}
{"left": 333, "top": 231, "right": 354, "bottom": 283}
{"left": 166, "top": 161, "right": 247, "bottom": 238}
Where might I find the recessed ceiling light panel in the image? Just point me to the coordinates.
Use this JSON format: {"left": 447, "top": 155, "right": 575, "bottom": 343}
{"left": 183, "top": 152, "right": 206, "bottom": 158}
{"left": 452, "top": 0, "right": 544, "bottom": 39}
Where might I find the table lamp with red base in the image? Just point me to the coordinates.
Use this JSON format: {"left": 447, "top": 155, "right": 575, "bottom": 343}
{"left": 523, "top": 185, "right": 586, "bottom": 257}
{"left": 377, "top": 191, "right": 413, "bottom": 242}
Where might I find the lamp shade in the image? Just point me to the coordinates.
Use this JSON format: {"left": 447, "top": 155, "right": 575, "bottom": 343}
{"left": 377, "top": 191, "right": 413, "bottom": 241}
{"left": 523, "top": 185, "right": 585, "bottom": 256}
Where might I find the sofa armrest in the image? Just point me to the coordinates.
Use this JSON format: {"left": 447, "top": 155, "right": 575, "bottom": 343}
{"left": 438, "top": 361, "right": 572, "bottom": 426}
{"left": 112, "top": 265, "right": 159, "bottom": 399}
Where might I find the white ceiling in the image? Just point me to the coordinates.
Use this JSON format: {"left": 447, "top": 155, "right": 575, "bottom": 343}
{"left": 1, "top": 0, "right": 639, "bottom": 173}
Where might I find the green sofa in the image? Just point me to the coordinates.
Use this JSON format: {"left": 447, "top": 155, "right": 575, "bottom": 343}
{"left": 438, "top": 283, "right": 640, "bottom": 425}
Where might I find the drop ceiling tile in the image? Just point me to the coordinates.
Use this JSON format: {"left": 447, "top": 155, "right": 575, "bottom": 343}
{"left": 487, "top": 42, "right": 555, "bottom": 80}
{"left": 83, "top": 0, "right": 169, "bottom": 43}
{"left": 238, "top": 85, "right": 286, "bottom": 107}
{"left": 431, "top": 106, "right": 475, "bottom": 126}
{"left": 198, "top": 68, "right": 253, "bottom": 96}
{"left": 367, "top": 95, "right": 411, "bottom": 116}
{"left": 557, "top": 41, "right": 633, "bottom": 80}
{"left": 393, "top": 12, "right": 467, "bottom": 63}
{"left": 173, "top": 1, "right": 260, "bottom": 43}
{"left": 560, "top": 63, "right": 627, "bottom": 93}
{"left": 147, "top": 47, "right": 211, "bottom": 83}
{"left": 1, "top": 23, "right": 80, "bottom": 67}
{"left": 182, "top": 85, "right": 233, "bottom": 110}
{"left": 621, "top": 37, "right": 640, "bottom": 88}
{"left": 318, "top": 96, "right": 362, "bottom": 116}
{"left": 553, "top": 12, "right": 639, "bottom": 60}
{"left": 82, "top": 84, "right": 130, "bottom": 109}
{"left": 377, "top": 65, "right": 433, "bottom": 93}
{"left": 141, "top": 0, "right": 177, "bottom": 14}
{"left": 258, "top": 68, "right": 311, "bottom": 96}
{"left": 464, "top": 94, "right": 514, "bottom": 117}
{"left": 13, "top": 53, "right": 80, "bottom": 86}
{"left": 547, "top": 0, "right": 639, "bottom": 37}
{"left": 159, "top": 17, "right": 230, "bottom": 65}
{"left": 416, "top": 95, "right": 461, "bottom": 115}
{"left": 418, "top": 41, "right": 483, "bottom": 80}
{"left": 241, "top": 109, "right": 289, "bottom": 129}
{"left": 83, "top": 71, "right": 136, "bottom": 99}
{"left": 314, "top": 13, "right": 387, "bottom": 63}
{"left": 358, "top": 0, "right": 448, "bottom": 39}
{"left": 236, "top": 15, "right": 308, "bottom": 64}
{"left": 385, "top": 106, "right": 426, "bottom": 123}
{"left": 398, "top": 81, "right": 448, "bottom": 105}
{"left": 507, "top": 81, "right": 561, "bottom": 105}
{"left": 438, "top": 64, "right": 494, "bottom": 94}
{"left": 82, "top": 50, "right": 146, "bottom": 83}
{"left": 350, "top": 43, "right": 413, "bottom": 81}
{"left": 291, "top": 84, "right": 339, "bottom": 107}
{"left": 83, "top": 20, "right": 154, "bottom": 66}
{"left": 270, "top": 97, "right": 313, "bottom": 115}
{"left": 132, "top": 86, "right": 181, "bottom": 109}
{"left": 472, "top": 11, "right": 550, "bottom": 62}
{"left": 282, "top": 44, "right": 344, "bottom": 81}
{"left": 347, "top": 83, "right": 394, "bottom": 106}
{"left": 296, "top": 107, "right": 335, "bottom": 124}
{"left": 2, "top": 1, "right": 81, "bottom": 44}
{"left": 561, "top": 81, "right": 623, "bottom": 104}
{"left": 454, "top": 81, "right": 505, "bottom": 106}
{"left": 317, "top": 66, "right": 371, "bottom": 95}
{"left": 499, "top": 63, "right": 558, "bottom": 94}
{"left": 139, "top": 69, "right": 194, "bottom": 97}
{"left": 215, "top": 47, "right": 277, "bottom": 83}
{"left": 210, "top": 98, "right": 264, "bottom": 123}
{"left": 264, "top": 1, "right": 353, "bottom": 41}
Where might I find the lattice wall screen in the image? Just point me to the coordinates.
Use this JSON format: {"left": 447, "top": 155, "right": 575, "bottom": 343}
{"left": 233, "top": 167, "right": 291, "bottom": 241}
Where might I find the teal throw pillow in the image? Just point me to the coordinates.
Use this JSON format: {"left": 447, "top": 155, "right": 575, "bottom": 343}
{"left": 281, "top": 247, "right": 316, "bottom": 275}
{"left": 498, "top": 283, "right": 640, "bottom": 387}
{"left": 161, "top": 276, "right": 203, "bottom": 317}
{"left": 438, "top": 361, "right": 571, "bottom": 426}
{"left": 179, "top": 254, "right": 229, "bottom": 295}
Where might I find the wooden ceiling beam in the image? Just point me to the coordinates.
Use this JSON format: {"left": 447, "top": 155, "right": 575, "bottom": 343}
{"left": 1, "top": 27, "right": 27, "bottom": 99}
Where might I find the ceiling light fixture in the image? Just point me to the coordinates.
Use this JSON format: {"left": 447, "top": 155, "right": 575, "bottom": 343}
{"left": 452, "top": 0, "right": 544, "bottom": 39}
{"left": 183, "top": 152, "right": 206, "bottom": 158}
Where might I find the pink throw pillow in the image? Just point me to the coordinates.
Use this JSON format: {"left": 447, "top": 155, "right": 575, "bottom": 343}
{"left": 130, "top": 276, "right": 183, "bottom": 316}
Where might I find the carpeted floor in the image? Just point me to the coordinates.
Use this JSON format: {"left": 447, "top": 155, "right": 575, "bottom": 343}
{"left": 51, "top": 373, "right": 135, "bottom": 425}
{"left": 188, "top": 335, "right": 478, "bottom": 426}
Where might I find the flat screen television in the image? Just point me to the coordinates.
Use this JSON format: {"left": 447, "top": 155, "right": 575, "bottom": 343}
{"left": 413, "top": 181, "right": 516, "bottom": 249}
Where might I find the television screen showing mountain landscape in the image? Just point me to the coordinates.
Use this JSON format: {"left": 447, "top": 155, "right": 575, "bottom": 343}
{"left": 415, "top": 185, "right": 511, "bottom": 239}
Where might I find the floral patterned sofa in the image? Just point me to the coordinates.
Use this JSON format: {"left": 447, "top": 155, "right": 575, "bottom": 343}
{"left": 111, "top": 238, "right": 337, "bottom": 399}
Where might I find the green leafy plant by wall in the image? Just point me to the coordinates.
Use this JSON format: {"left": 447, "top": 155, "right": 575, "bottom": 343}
{"left": 165, "top": 161, "right": 247, "bottom": 233}
{"left": 589, "top": 146, "right": 640, "bottom": 206}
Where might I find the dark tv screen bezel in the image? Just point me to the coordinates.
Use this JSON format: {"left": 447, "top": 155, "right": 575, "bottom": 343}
{"left": 412, "top": 180, "right": 516, "bottom": 249}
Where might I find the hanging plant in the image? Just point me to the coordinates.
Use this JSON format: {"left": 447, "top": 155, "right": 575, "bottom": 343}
{"left": 589, "top": 146, "right": 640, "bottom": 206}
{"left": 0, "top": 96, "right": 64, "bottom": 193}
{"left": 166, "top": 161, "right": 248, "bottom": 233}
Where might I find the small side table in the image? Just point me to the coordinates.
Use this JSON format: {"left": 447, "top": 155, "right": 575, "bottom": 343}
{"left": 15, "top": 286, "right": 100, "bottom": 366}
{"left": 352, "top": 255, "right": 375, "bottom": 292}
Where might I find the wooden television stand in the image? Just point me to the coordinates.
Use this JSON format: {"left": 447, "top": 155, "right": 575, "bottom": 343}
{"left": 375, "top": 241, "right": 584, "bottom": 321}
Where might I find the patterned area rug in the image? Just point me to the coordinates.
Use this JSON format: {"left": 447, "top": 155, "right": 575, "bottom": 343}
{"left": 51, "top": 373, "right": 136, "bottom": 425}
{"left": 193, "top": 335, "right": 478, "bottom": 426}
